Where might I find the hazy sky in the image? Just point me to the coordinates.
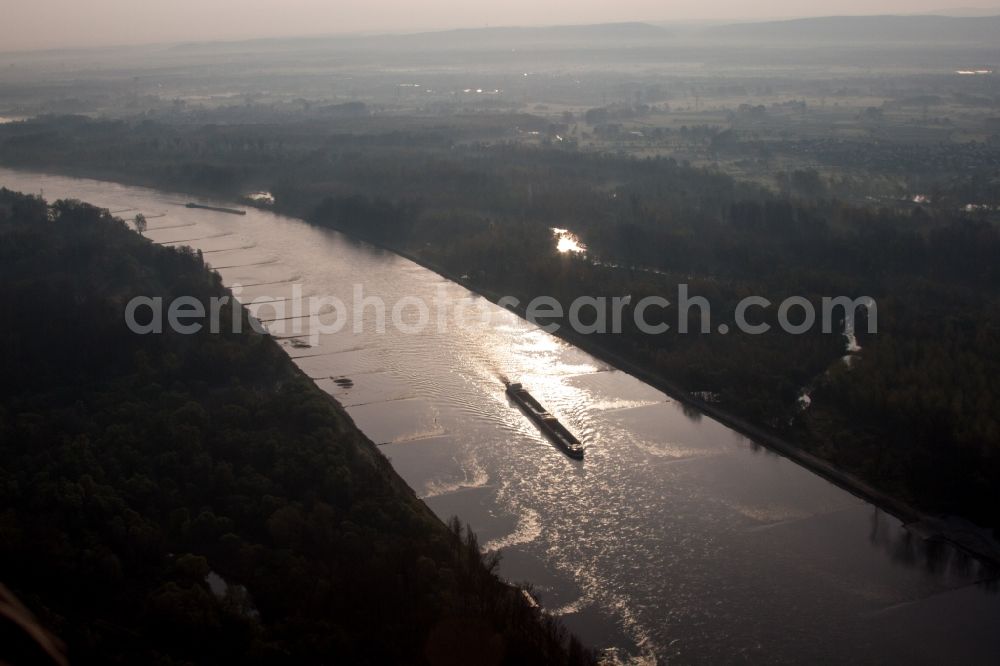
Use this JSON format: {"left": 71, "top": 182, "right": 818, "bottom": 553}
{"left": 3, "top": 1, "right": 995, "bottom": 51}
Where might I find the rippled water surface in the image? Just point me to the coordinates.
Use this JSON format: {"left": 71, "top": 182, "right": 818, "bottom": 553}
{"left": 4, "top": 168, "right": 999, "bottom": 664}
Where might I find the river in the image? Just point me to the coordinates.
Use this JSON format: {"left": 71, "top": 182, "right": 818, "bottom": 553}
{"left": 3, "top": 167, "right": 999, "bottom": 664}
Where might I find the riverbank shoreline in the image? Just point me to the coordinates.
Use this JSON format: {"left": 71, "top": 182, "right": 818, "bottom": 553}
{"left": 3, "top": 164, "right": 997, "bottom": 568}
{"left": 296, "top": 218, "right": 1000, "bottom": 569}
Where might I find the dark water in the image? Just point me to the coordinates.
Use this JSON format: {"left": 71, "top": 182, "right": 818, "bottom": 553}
{"left": 4, "top": 167, "right": 998, "bottom": 664}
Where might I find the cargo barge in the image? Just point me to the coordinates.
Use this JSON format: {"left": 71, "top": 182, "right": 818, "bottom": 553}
{"left": 505, "top": 382, "right": 584, "bottom": 459}
{"left": 185, "top": 202, "right": 247, "bottom": 215}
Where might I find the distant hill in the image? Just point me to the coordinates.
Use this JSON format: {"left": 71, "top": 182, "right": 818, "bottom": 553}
{"left": 97, "top": 15, "right": 1000, "bottom": 57}
{"left": 374, "top": 21, "right": 670, "bottom": 49}
{"left": 703, "top": 14, "right": 1000, "bottom": 44}
{"left": 169, "top": 22, "right": 671, "bottom": 54}
{"left": 923, "top": 6, "right": 1000, "bottom": 17}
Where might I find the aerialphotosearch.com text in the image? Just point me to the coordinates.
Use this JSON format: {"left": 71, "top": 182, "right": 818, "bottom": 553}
{"left": 125, "top": 283, "right": 877, "bottom": 345}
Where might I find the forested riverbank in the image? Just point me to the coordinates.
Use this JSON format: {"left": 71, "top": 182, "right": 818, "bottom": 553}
{"left": 0, "top": 188, "right": 593, "bottom": 665}
{"left": 1, "top": 114, "right": 999, "bottom": 533}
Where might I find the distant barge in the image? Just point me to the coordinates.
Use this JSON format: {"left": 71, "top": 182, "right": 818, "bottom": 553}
{"left": 185, "top": 202, "right": 246, "bottom": 215}
{"left": 505, "top": 382, "right": 584, "bottom": 459}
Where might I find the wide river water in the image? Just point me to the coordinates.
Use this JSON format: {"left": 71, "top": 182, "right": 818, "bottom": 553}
{"left": 4, "top": 168, "right": 999, "bottom": 664}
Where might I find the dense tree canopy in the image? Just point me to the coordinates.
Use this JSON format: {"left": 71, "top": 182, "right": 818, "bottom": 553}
{"left": 2, "top": 113, "right": 999, "bottom": 526}
{"left": 0, "top": 189, "right": 592, "bottom": 665}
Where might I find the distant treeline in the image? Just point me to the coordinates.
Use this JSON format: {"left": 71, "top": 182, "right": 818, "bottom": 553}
{"left": 0, "top": 188, "right": 594, "bottom": 665}
{"left": 1, "top": 114, "right": 999, "bottom": 528}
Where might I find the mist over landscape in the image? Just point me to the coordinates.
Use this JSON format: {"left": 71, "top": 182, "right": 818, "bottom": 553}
{"left": 1, "top": 2, "right": 999, "bottom": 665}
{"left": 4, "top": 1, "right": 999, "bottom": 50}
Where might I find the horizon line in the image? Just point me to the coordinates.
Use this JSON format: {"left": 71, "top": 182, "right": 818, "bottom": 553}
{"left": 2, "top": 9, "right": 999, "bottom": 56}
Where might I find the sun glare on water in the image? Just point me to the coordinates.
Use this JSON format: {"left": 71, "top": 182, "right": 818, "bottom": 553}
{"left": 552, "top": 228, "right": 586, "bottom": 254}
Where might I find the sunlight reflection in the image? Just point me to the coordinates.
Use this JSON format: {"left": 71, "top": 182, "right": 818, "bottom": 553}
{"left": 552, "top": 227, "right": 587, "bottom": 254}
